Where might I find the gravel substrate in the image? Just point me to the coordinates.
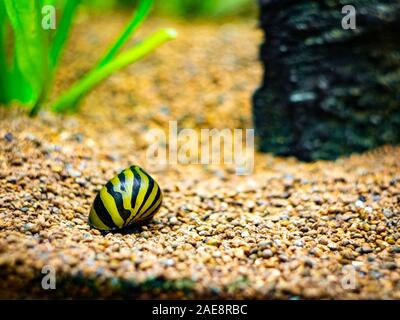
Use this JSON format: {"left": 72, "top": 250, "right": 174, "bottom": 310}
{"left": 0, "top": 14, "right": 399, "bottom": 299}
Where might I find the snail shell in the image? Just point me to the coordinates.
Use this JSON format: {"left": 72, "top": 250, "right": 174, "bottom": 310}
{"left": 89, "top": 165, "right": 162, "bottom": 230}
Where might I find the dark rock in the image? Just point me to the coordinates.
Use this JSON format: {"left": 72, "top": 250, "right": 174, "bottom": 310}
{"left": 253, "top": 0, "right": 400, "bottom": 161}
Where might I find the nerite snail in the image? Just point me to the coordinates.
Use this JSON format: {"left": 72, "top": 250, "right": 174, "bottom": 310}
{"left": 89, "top": 165, "right": 163, "bottom": 230}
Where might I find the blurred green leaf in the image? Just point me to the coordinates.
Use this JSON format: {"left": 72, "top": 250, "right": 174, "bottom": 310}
{"left": 64, "top": 0, "right": 154, "bottom": 112}
{"left": 1, "top": 0, "right": 176, "bottom": 116}
{"left": 50, "top": 0, "right": 79, "bottom": 69}
{"left": 205, "top": 0, "right": 254, "bottom": 17}
{"left": 4, "top": 0, "right": 49, "bottom": 105}
{"left": 0, "top": 0, "right": 8, "bottom": 103}
{"left": 29, "top": 0, "right": 80, "bottom": 116}
{"left": 97, "top": 0, "right": 153, "bottom": 67}
{"left": 52, "top": 28, "right": 177, "bottom": 113}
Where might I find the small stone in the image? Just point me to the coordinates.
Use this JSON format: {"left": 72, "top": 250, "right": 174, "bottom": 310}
{"left": 68, "top": 169, "right": 82, "bottom": 178}
{"left": 372, "top": 194, "right": 381, "bottom": 202}
{"left": 160, "top": 258, "right": 175, "bottom": 267}
{"left": 234, "top": 248, "right": 245, "bottom": 259}
{"left": 294, "top": 240, "right": 304, "bottom": 247}
{"left": 392, "top": 246, "right": 400, "bottom": 253}
{"left": 51, "top": 165, "right": 63, "bottom": 173}
{"left": 377, "top": 225, "right": 386, "bottom": 233}
{"left": 6, "top": 176, "right": 17, "bottom": 184}
{"left": 4, "top": 133, "right": 13, "bottom": 142}
{"left": 169, "top": 216, "right": 179, "bottom": 225}
{"left": 258, "top": 240, "right": 272, "bottom": 249}
{"left": 271, "top": 216, "right": 280, "bottom": 222}
{"left": 75, "top": 178, "right": 87, "bottom": 186}
{"left": 361, "top": 244, "right": 373, "bottom": 253}
{"left": 71, "top": 133, "right": 84, "bottom": 143}
{"left": 106, "top": 153, "right": 120, "bottom": 161}
{"left": 83, "top": 233, "right": 93, "bottom": 240}
{"left": 159, "top": 105, "right": 170, "bottom": 115}
{"left": 352, "top": 261, "right": 364, "bottom": 268}
{"left": 278, "top": 254, "right": 288, "bottom": 262}
{"left": 245, "top": 201, "right": 255, "bottom": 210}
{"left": 262, "top": 249, "right": 273, "bottom": 258}
{"left": 386, "top": 236, "right": 396, "bottom": 245}
{"left": 358, "top": 195, "right": 366, "bottom": 202}
{"left": 241, "top": 231, "right": 250, "bottom": 238}
{"left": 364, "top": 207, "right": 373, "bottom": 214}
{"left": 205, "top": 238, "right": 221, "bottom": 247}
{"left": 342, "top": 213, "right": 353, "bottom": 221}
{"left": 383, "top": 209, "right": 394, "bottom": 218}
{"left": 384, "top": 262, "right": 397, "bottom": 270}
{"left": 212, "top": 251, "right": 222, "bottom": 258}
{"left": 249, "top": 248, "right": 258, "bottom": 255}
{"left": 304, "top": 258, "right": 315, "bottom": 267}
{"left": 327, "top": 242, "right": 338, "bottom": 250}
{"left": 355, "top": 200, "right": 365, "bottom": 208}
{"left": 24, "top": 223, "right": 39, "bottom": 233}
{"left": 362, "top": 223, "right": 371, "bottom": 232}
{"left": 319, "top": 236, "right": 329, "bottom": 245}
{"left": 371, "top": 270, "right": 382, "bottom": 279}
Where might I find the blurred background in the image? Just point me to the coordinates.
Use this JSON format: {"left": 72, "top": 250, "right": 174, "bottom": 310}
{"left": 81, "top": 0, "right": 257, "bottom": 19}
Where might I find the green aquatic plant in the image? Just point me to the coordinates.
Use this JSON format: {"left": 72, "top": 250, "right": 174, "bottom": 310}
{"left": 155, "top": 0, "right": 256, "bottom": 19}
{"left": 0, "top": 0, "right": 176, "bottom": 116}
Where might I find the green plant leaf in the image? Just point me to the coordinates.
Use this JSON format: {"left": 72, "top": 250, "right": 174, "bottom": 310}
{"left": 96, "top": 0, "right": 153, "bottom": 68}
{"left": 154, "top": 0, "right": 255, "bottom": 18}
{"left": 204, "top": 0, "right": 253, "bottom": 17}
{"left": 0, "top": 0, "right": 8, "bottom": 103}
{"left": 50, "top": 0, "right": 80, "bottom": 69}
{"left": 29, "top": 0, "right": 80, "bottom": 116}
{"left": 4, "top": 0, "right": 48, "bottom": 106}
{"left": 64, "top": 0, "right": 153, "bottom": 112}
{"left": 52, "top": 28, "right": 177, "bottom": 113}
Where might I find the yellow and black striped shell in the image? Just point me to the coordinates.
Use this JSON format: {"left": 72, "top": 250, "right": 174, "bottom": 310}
{"left": 89, "top": 165, "right": 162, "bottom": 230}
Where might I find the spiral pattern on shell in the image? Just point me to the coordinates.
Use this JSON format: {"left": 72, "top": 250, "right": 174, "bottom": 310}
{"left": 89, "top": 165, "right": 162, "bottom": 230}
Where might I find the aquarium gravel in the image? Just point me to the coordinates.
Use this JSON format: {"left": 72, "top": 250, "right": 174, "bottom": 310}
{"left": 0, "top": 15, "right": 399, "bottom": 299}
